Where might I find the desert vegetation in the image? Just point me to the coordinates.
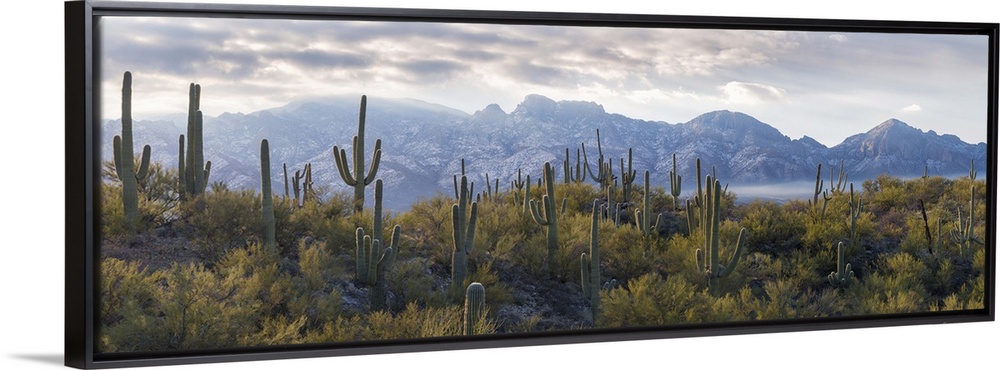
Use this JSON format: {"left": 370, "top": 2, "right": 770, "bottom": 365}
{"left": 98, "top": 71, "right": 987, "bottom": 353}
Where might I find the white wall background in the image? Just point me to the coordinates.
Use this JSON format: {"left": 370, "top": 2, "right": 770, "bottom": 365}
{"left": 2, "top": 1, "right": 997, "bottom": 369}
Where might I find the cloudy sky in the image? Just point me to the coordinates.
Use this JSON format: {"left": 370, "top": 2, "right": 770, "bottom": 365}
{"left": 97, "top": 15, "right": 989, "bottom": 146}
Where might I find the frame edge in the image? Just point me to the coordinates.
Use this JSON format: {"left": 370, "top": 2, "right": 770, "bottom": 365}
{"left": 65, "top": 0, "right": 95, "bottom": 368}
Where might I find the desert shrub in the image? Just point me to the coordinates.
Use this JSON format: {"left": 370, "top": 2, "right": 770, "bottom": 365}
{"left": 101, "top": 161, "right": 182, "bottom": 237}
{"left": 463, "top": 260, "right": 514, "bottom": 306}
{"left": 471, "top": 197, "right": 536, "bottom": 260}
{"left": 661, "top": 232, "right": 707, "bottom": 286}
{"left": 734, "top": 200, "right": 805, "bottom": 255}
{"left": 553, "top": 182, "right": 602, "bottom": 217}
{"left": 397, "top": 194, "right": 455, "bottom": 265}
{"left": 599, "top": 221, "right": 660, "bottom": 282}
{"left": 301, "top": 316, "right": 364, "bottom": 344}
{"left": 363, "top": 303, "right": 464, "bottom": 340}
{"left": 100, "top": 183, "right": 131, "bottom": 238}
{"left": 849, "top": 252, "right": 931, "bottom": 315}
{"left": 600, "top": 273, "right": 700, "bottom": 328}
{"left": 508, "top": 230, "right": 550, "bottom": 278}
{"left": 289, "top": 190, "right": 356, "bottom": 255}
{"left": 98, "top": 258, "right": 167, "bottom": 353}
{"left": 386, "top": 257, "right": 448, "bottom": 310}
{"left": 288, "top": 241, "right": 345, "bottom": 327}
{"left": 180, "top": 189, "right": 262, "bottom": 261}
{"left": 700, "top": 287, "right": 755, "bottom": 323}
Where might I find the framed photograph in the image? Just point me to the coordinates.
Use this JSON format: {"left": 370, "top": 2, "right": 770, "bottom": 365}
{"left": 65, "top": 0, "right": 997, "bottom": 368}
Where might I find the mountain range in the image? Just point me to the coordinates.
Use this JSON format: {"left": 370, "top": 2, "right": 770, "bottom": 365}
{"left": 101, "top": 94, "right": 988, "bottom": 210}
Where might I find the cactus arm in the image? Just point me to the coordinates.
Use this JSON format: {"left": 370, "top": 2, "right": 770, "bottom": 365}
{"left": 528, "top": 197, "right": 550, "bottom": 225}
{"left": 367, "top": 239, "right": 382, "bottom": 285}
{"left": 363, "top": 140, "right": 382, "bottom": 185}
{"left": 112, "top": 135, "right": 124, "bottom": 180}
{"left": 135, "top": 145, "right": 151, "bottom": 180}
{"left": 202, "top": 161, "right": 212, "bottom": 190}
{"left": 717, "top": 228, "right": 747, "bottom": 278}
{"left": 465, "top": 202, "right": 478, "bottom": 252}
{"left": 333, "top": 146, "right": 358, "bottom": 186}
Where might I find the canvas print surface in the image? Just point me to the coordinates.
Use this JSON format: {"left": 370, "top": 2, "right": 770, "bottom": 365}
{"left": 95, "top": 15, "right": 989, "bottom": 354}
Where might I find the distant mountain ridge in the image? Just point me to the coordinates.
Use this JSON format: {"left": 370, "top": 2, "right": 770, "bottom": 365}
{"left": 101, "top": 94, "right": 988, "bottom": 210}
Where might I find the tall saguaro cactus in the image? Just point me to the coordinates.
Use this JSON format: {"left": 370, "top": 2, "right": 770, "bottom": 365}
{"left": 809, "top": 163, "right": 832, "bottom": 218}
{"left": 463, "top": 282, "right": 486, "bottom": 335}
{"left": 564, "top": 148, "right": 585, "bottom": 184}
{"left": 259, "top": 139, "right": 276, "bottom": 251}
{"left": 848, "top": 183, "right": 863, "bottom": 245}
{"left": 529, "top": 162, "right": 560, "bottom": 275}
{"left": 334, "top": 95, "right": 382, "bottom": 214}
{"left": 669, "top": 153, "right": 682, "bottom": 211}
{"left": 355, "top": 229, "right": 395, "bottom": 311}
{"left": 619, "top": 148, "right": 637, "bottom": 204}
{"left": 354, "top": 178, "right": 401, "bottom": 311}
{"left": 581, "top": 129, "right": 614, "bottom": 189}
{"left": 695, "top": 175, "right": 748, "bottom": 296}
{"left": 511, "top": 168, "right": 531, "bottom": 215}
{"left": 372, "top": 179, "right": 401, "bottom": 256}
{"left": 580, "top": 200, "right": 602, "bottom": 321}
{"left": 635, "top": 170, "right": 661, "bottom": 256}
{"left": 179, "top": 82, "right": 212, "bottom": 199}
{"left": 452, "top": 174, "right": 479, "bottom": 287}
{"left": 950, "top": 161, "right": 981, "bottom": 259}
{"left": 113, "top": 71, "right": 152, "bottom": 231}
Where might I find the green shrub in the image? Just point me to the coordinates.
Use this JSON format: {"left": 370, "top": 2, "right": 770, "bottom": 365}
{"left": 180, "top": 189, "right": 262, "bottom": 261}
{"left": 363, "top": 303, "right": 464, "bottom": 340}
{"left": 600, "top": 273, "right": 699, "bottom": 327}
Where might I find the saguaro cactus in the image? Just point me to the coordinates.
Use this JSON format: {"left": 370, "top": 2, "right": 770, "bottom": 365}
{"left": 564, "top": 147, "right": 585, "bottom": 184}
{"left": 179, "top": 82, "right": 212, "bottom": 199}
{"left": 452, "top": 174, "right": 479, "bottom": 287}
{"left": 828, "top": 241, "right": 854, "bottom": 288}
{"left": 511, "top": 168, "right": 531, "bottom": 215}
{"left": 372, "top": 179, "right": 402, "bottom": 255}
{"left": 619, "top": 148, "right": 637, "bottom": 204}
{"left": 463, "top": 282, "right": 486, "bottom": 335}
{"left": 529, "top": 162, "right": 560, "bottom": 275}
{"left": 581, "top": 129, "right": 614, "bottom": 189}
{"left": 333, "top": 95, "right": 382, "bottom": 214}
{"left": 695, "top": 175, "right": 748, "bottom": 296}
{"left": 848, "top": 183, "right": 863, "bottom": 244}
{"left": 830, "top": 159, "right": 848, "bottom": 194}
{"left": 259, "top": 139, "right": 276, "bottom": 251}
{"left": 635, "top": 170, "right": 662, "bottom": 256}
{"left": 950, "top": 161, "right": 981, "bottom": 259}
{"left": 580, "top": 200, "right": 602, "bottom": 321}
{"left": 355, "top": 229, "right": 395, "bottom": 311}
{"left": 667, "top": 153, "right": 682, "bottom": 211}
{"left": 113, "top": 71, "right": 152, "bottom": 231}
{"left": 809, "top": 163, "right": 832, "bottom": 218}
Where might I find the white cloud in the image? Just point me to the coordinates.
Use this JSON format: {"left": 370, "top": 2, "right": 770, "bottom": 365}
{"left": 718, "top": 81, "right": 788, "bottom": 105}
{"left": 829, "top": 34, "right": 849, "bottom": 43}
{"left": 902, "top": 104, "right": 923, "bottom": 112}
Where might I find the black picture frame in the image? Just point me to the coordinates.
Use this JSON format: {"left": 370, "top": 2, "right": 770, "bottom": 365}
{"left": 65, "top": 1, "right": 998, "bottom": 368}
